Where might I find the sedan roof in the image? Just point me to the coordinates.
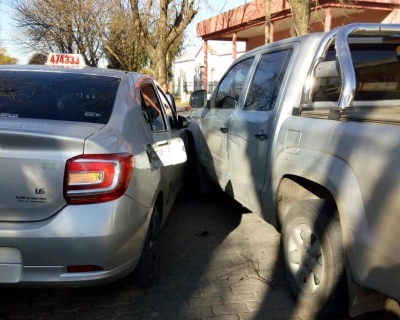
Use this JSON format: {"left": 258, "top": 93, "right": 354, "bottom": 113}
{"left": 0, "top": 64, "right": 145, "bottom": 80}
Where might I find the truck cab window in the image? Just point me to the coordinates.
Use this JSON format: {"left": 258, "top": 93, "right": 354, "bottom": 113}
{"left": 213, "top": 58, "right": 254, "bottom": 109}
{"left": 244, "top": 50, "right": 292, "bottom": 110}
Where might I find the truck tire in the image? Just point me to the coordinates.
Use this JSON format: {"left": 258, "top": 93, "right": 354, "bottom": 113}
{"left": 281, "top": 199, "right": 347, "bottom": 317}
{"left": 132, "top": 207, "right": 161, "bottom": 288}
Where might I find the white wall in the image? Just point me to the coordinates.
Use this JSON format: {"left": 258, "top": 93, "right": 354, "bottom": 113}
{"left": 173, "top": 41, "right": 246, "bottom": 100}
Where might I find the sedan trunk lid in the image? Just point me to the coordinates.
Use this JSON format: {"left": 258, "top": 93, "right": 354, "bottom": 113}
{"left": 0, "top": 120, "right": 103, "bottom": 222}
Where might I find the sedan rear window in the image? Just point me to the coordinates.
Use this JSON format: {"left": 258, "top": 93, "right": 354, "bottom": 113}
{"left": 0, "top": 71, "right": 120, "bottom": 124}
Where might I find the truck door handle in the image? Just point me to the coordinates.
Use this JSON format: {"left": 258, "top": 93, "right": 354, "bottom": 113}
{"left": 220, "top": 127, "right": 229, "bottom": 133}
{"left": 255, "top": 133, "right": 268, "bottom": 141}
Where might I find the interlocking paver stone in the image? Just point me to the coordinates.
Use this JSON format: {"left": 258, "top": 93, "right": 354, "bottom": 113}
{"left": 0, "top": 191, "right": 399, "bottom": 320}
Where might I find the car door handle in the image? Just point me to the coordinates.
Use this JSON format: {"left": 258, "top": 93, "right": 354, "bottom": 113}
{"left": 255, "top": 133, "right": 268, "bottom": 141}
{"left": 220, "top": 127, "right": 229, "bottom": 133}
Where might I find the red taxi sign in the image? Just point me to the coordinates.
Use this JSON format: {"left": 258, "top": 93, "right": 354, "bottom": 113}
{"left": 46, "top": 53, "right": 86, "bottom": 68}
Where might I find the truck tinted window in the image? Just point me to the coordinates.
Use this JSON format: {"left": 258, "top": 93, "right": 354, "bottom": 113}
{"left": 244, "top": 50, "right": 292, "bottom": 110}
{"left": 353, "top": 44, "right": 400, "bottom": 100}
{"left": 315, "top": 43, "right": 400, "bottom": 102}
{"left": 0, "top": 71, "right": 120, "bottom": 124}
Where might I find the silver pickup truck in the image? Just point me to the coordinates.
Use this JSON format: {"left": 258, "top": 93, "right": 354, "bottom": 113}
{"left": 187, "top": 23, "right": 400, "bottom": 317}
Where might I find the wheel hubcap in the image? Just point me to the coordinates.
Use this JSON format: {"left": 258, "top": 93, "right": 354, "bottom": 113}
{"left": 287, "top": 223, "right": 324, "bottom": 294}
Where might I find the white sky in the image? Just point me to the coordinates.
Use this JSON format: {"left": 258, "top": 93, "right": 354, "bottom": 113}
{"left": 0, "top": 0, "right": 249, "bottom": 64}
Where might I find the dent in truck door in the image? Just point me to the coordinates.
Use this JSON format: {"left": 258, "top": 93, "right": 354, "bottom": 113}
{"left": 229, "top": 49, "right": 293, "bottom": 213}
{"left": 201, "top": 58, "right": 254, "bottom": 188}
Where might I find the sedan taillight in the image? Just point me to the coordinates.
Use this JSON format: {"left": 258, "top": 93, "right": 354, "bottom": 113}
{"left": 64, "top": 153, "right": 134, "bottom": 204}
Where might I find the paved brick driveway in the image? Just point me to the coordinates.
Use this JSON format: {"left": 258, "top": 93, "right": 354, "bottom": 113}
{"left": 0, "top": 191, "right": 399, "bottom": 320}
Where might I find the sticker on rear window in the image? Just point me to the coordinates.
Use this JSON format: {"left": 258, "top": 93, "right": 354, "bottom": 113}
{"left": 0, "top": 113, "right": 19, "bottom": 118}
{"left": 84, "top": 111, "right": 102, "bottom": 118}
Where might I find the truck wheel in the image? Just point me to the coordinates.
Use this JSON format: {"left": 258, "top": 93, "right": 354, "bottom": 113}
{"left": 281, "top": 199, "right": 347, "bottom": 316}
{"left": 132, "top": 207, "right": 161, "bottom": 288}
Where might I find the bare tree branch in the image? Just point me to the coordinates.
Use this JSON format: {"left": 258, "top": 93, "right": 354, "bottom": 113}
{"left": 9, "top": 0, "right": 112, "bottom": 66}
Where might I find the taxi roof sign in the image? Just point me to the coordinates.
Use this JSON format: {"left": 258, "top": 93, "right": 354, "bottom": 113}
{"left": 46, "top": 53, "right": 86, "bottom": 68}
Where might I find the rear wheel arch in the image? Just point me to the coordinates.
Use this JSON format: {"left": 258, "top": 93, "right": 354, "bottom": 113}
{"left": 276, "top": 175, "right": 334, "bottom": 229}
{"left": 130, "top": 193, "right": 163, "bottom": 288}
{"left": 272, "top": 150, "right": 363, "bottom": 240}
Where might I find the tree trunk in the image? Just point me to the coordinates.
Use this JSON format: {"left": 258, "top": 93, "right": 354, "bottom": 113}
{"left": 288, "top": 0, "right": 311, "bottom": 36}
{"left": 265, "top": 0, "right": 271, "bottom": 44}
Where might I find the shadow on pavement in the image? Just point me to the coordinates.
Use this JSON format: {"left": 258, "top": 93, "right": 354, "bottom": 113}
{"left": 0, "top": 190, "right": 399, "bottom": 319}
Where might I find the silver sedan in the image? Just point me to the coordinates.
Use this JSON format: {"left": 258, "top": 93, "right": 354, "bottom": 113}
{"left": 0, "top": 54, "right": 188, "bottom": 288}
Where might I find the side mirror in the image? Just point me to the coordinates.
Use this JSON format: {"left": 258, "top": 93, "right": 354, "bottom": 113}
{"left": 189, "top": 90, "right": 207, "bottom": 108}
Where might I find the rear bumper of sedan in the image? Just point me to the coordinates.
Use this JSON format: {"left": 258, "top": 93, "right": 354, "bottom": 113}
{"left": 0, "top": 195, "right": 151, "bottom": 287}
